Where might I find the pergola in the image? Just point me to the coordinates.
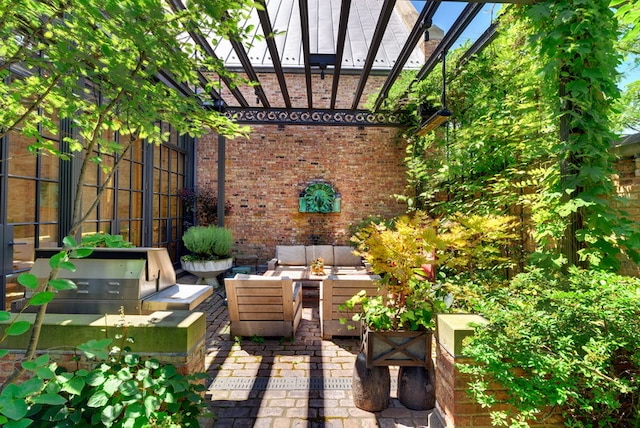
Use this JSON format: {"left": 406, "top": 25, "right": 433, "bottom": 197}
{"left": 164, "top": 0, "right": 531, "bottom": 127}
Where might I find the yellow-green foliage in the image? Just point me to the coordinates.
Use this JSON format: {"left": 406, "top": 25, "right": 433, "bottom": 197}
{"left": 437, "top": 213, "right": 519, "bottom": 276}
{"left": 352, "top": 211, "right": 440, "bottom": 286}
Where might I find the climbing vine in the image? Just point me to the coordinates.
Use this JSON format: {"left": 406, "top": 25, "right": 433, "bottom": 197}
{"left": 390, "top": 2, "right": 639, "bottom": 271}
{"left": 515, "top": 0, "right": 640, "bottom": 270}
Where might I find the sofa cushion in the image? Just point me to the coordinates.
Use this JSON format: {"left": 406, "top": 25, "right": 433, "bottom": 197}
{"left": 306, "top": 245, "right": 334, "bottom": 265}
{"left": 333, "top": 246, "right": 362, "bottom": 266}
{"left": 276, "top": 245, "right": 307, "bottom": 265}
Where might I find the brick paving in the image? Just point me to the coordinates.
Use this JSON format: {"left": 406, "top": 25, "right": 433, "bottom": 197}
{"left": 189, "top": 278, "right": 444, "bottom": 428}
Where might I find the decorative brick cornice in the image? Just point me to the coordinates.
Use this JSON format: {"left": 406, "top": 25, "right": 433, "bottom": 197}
{"left": 224, "top": 108, "right": 406, "bottom": 127}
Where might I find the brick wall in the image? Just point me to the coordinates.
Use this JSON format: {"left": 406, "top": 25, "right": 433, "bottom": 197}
{"left": 197, "top": 73, "right": 409, "bottom": 263}
{"left": 435, "top": 344, "right": 566, "bottom": 428}
{"left": 612, "top": 156, "right": 640, "bottom": 277}
{"left": 0, "top": 338, "right": 205, "bottom": 385}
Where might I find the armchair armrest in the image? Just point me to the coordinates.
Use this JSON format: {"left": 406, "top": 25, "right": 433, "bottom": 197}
{"left": 267, "top": 257, "right": 278, "bottom": 270}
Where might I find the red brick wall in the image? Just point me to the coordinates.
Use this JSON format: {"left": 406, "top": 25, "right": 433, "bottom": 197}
{"left": 196, "top": 73, "right": 409, "bottom": 263}
{"left": 613, "top": 156, "right": 640, "bottom": 277}
{"left": 436, "top": 345, "right": 565, "bottom": 427}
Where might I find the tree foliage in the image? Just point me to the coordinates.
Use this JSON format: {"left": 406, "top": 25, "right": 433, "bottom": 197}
{"left": 0, "top": 0, "right": 255, "bottom": 387}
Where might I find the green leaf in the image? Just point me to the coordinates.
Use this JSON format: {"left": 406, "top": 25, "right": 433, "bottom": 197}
{"left": 87, "top": 391, "right": 109, "bottom": 408}
{"left": 86, "top": 371, "right": 107, "bottom": 387}
{"left": 61, "top": 376, "right": 85, "bottom": 395}
{"left": 101, "top": 403, "right": 124, "bottom": 424}
{"left": 58, "top": 261, "right": 77, "bottom": 272}
{"left": 34, "top": 354, "right": 49, "bottom": 366}
{"left": 72, "top": 248, "right": 94, "bottom": 258}
{"left": 119, "top": 380, "right": 139, "bottom": 397}
{"left": 4, "top": 419, "right": 33, "bottom": 428}
{"left": 31, "top": 393, "right": 68, "bottom": 405}
{"left": 144, "top": 395, "right": 162, "bottom": 414}
{"left": 29, "top": 291, "right": 55, "bottom": 306}
{"left": 124, "top": 402, "right": 144, "bottom": 418}
{"left": 17, "top": 274, "right": 39, "bottom": 290}
{"left": 49, "top": 252, "right": 67, "bottom": 269}
{"left": 0, "top": 398, "right": 27, "bottom": 425}
{"left": 13, "top": 377, "right": 44, "bottom": 397}
{"left": 62, "top": 236, "right": 78, "bottom": 248}
{"left": 102, "top": 377, "right": 123, "bottom": 396}
{"left": 49, "top": 279, "right": 76, "bottom": 291}
{"left": 6, "top": 321, "right": 31, "bottom": 336}
{"left": 35, "top": 366, "right": 56, "bottom": 379}
{"left": 0, "top": 350, "right": 8, "bottom": 358}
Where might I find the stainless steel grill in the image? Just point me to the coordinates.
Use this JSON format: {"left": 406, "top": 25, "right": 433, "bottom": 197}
{"left": 12, "top": 247, "right": 212, "bottom": 314}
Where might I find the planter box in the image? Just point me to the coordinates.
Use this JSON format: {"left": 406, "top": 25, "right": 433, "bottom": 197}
{"left": 363, "top": 328, "right": 432, "bottom": 368}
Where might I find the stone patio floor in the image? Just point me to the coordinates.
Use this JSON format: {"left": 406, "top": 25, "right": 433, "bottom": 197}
{"left": 186, "top": 275, "right": 445, "bottom": 428}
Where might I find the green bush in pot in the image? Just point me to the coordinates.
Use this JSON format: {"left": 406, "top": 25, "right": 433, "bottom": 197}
{"left": 181, "top": 226, "right": 233, "bottom": 262}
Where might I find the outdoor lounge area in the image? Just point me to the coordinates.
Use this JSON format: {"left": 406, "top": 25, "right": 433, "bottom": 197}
{"left": 1, "top": 0, "right": 639, "bottom": 427}
{"left": 189, "top": 272, "right": 447, "bottom": 428}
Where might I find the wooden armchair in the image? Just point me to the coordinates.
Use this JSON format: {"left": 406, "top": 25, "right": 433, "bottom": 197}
{"left": 320, "top": 274, "right": 381, "bottom": 339}
{"left": 224, "top": 274, "right": 303, "bottom": 337}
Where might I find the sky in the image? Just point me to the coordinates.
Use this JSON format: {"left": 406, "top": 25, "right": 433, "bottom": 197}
{"left": 409, "top": 1, "right": 639, "bottom": 90}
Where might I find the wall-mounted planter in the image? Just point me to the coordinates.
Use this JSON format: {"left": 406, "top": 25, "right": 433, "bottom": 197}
{"left": 298, "top": 182, "right": 341, "bottom": 213}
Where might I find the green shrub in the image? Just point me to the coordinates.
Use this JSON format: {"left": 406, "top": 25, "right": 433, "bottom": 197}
{"left": 181, "top": 225, "right": 233, "bottom": 261}
{"left": 0, "top": 342, "right": 209, "bottom": 428}
{"left": 459, "top": 268, "right": 640, "bottom": 427}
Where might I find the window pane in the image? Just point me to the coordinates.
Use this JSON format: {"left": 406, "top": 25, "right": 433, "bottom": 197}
{"left": 39, "top": 182, "right": 58, "bottom": 222}
{"left": 128, "top": 220, "right": 142, "bottom": 246}
{"left": 5, "top": 274, "right": 25, "bottom": 311}
{"left": 98, "top": 222, "right": 111, "bottom": 234}
{"left": 131, "top": 191, "right": 143, "bottom": 218}
{"left": 12, "top": 224, "right": 35, "bottom": 270}
{"left": 119, "top": 159, "right": 131, "bottom": 189}
{"left": 8, "top": 178, "right": 35, "bottom": 223}
{"left": 8, "top": 133, "right": 37, "bottom": 177}
{"left": 100, "top": 188, "right": 114, "bottom": 220}
{"left": 38, "top": 224, "right": 58, "bottom": 249}
{"left": 40, "top": 146, "right": 59, "bottom": 180}
{"left": 82, "top": 186, "right": 98, "bottom": 221}
{"left": 132, "top": 163, "right": 143, "bottom": 190}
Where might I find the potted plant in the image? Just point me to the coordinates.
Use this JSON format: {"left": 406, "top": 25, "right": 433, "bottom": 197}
{"left": 310, "top": 257, "right": 324, "bottom": 275}
{"left": 180, "top": 225, "right": 234, "bottom": 286}
{"left": 345, "top": 211, "right": 450, "bottom": 411}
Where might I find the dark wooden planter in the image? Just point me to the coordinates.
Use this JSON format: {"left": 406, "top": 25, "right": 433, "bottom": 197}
{"left": 362, "top": 327, "right": 433, "bottom": 368}
{"left": 354, "top": 327, "right": 436, "bottom": 411}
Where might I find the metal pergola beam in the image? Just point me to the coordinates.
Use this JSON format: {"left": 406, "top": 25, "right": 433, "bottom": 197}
{"left": 373, "top": 0, "right": 441, "bottom": 112}
{"left": 225, "top": 107, "right": 406, "bottom": 126}
{"left": 350, "top": 0, "right": 397, "bottom": 110}
{"left": 229, "top": 37, "right": 271, "bottom": 108}
{"left": 330, "top": 0, "right": 352, "bottom": 109}
{"left": 299, "top": 0, "right": 313, "bottom": 109}
{"left": 456, "top": 21, "right": 499, "bottom": 68}
{"left": 415, "top": 2, "right": 484, "bottom": 82}
{"left": 256, "top": 0, "right": 292, "bottom": 108}
{"left": 167, "top": 0, "right": 250, "bottom": 107}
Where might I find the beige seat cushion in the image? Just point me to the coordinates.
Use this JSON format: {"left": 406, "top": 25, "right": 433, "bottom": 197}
{"left": 333, "top": 246, "right": 362, "bottom": 266}
{"left": 306, "top": 245, "right": 334, "bottom": 265}
{"left": 276, "top": 245, "right": 307, "bottom": 265}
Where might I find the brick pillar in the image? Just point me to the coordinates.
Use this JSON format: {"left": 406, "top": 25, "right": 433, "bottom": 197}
{"left": 435, "top": 314, "right": 565, "bottom": 427}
